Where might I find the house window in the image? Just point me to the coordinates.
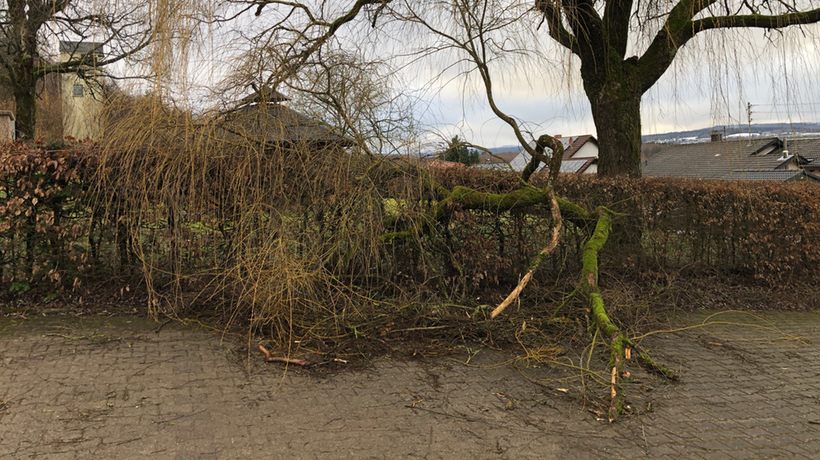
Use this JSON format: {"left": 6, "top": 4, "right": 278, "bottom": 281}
{"left": 73, "top": 84, "right": 84, "bottom": 97}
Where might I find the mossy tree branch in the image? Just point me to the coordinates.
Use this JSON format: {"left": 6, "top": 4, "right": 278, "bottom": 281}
{"left": 381, "top": 180, "right": 596, "bottom": 243}
{"left": 381, "top": 184, "right": 552, "bottom": 243}
{"left": 578, "top": 207, "right": 629, "bottom": 420}
{"left": 578, "top": 207, "right": 677, "bottom": 419}
{"left": 521, "top": 134, "right": 565, "bottom": 184}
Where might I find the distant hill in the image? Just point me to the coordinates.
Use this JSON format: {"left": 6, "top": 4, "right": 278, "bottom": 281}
{"left": 487, "top": 145, "right": 523, "bottom": 154}
{"left": 642, "top": 123, "right": 820, "bottom": 143}
{"left": 419, "top": 144, "right": 522, "bottom": 158}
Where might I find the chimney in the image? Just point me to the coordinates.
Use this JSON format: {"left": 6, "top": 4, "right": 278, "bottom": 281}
{"left": 710, "top": 131, "right": 722, "bottom": 142}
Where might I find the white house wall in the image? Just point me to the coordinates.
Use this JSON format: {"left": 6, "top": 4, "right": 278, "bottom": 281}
{"left": 570, "top": 142, "right": 598, "bottom": 159}
{"left": 504, "top": 138, "right": 599, "bottom": 173}
{"left": 61, "top": 73, "right": 103, "bottom": 140}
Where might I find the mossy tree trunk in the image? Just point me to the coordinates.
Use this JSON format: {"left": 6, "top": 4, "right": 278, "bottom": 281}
{"left": 579, "top": 208, "right": 629, "bottom": 419}
{"left": 13, "top": 74, "right": 37, "bottom": 141}
{"left": 586, "top": 78, "right": 642, "bottom": 178}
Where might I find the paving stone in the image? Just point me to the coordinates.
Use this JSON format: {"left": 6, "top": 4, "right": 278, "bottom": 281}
{"left": 3, "top": 310, "right": 820, "bottom": 458}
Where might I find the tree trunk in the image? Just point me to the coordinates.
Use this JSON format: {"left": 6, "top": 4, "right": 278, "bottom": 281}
{"left": 14, "top": 83, "right": 37, "bottom": 141}
{"left": 11, "top": 40, "right": 38, "bottom": 141}
{"left": 588, "top": 82, "right": 643, "bottom": 178}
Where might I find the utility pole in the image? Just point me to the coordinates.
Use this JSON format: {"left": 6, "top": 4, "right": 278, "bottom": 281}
{"left": 747, "top": 102, "right": 753, "bottom": 145}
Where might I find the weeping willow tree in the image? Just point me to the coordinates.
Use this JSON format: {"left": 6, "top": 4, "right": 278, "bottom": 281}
{"left": 90, "top": 0, "right": 820, "bottom": 419}
{"left": 95, "top": 1, "right": 624, "bottom": 421}
{"left": 93, "top": 0, "right": 429, "bottom": 353}
{"left": 240, "top": 0, "right": 820, "bottom": 177}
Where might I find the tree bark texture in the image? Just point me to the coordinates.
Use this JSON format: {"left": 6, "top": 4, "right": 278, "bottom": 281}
{"left": 13, "top": 76, "right": 37, "bottom": 140}
{"left": 587, "top": 80, "right": 642, "bottom": 178}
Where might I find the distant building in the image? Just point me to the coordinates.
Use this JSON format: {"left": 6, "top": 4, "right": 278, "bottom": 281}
{"left": 783, "top": 137, "right": 820, "bottom": 175}
{"left": 60, "top": 41, "right": 104, "bottom": 140}
{"left": 556, "top": 135, "right": 599, "bottom": 174}
{"left": 504, "top": 135, "right": 599, "bottom": 174}
{"left": 642, "top": 137, "right": 820, "bottom": 182}
{"left": 475, "top": 150, "right": 520, "bottom": 169}
{"left": 218, "top": 86, "right": 352, "bottom": 149}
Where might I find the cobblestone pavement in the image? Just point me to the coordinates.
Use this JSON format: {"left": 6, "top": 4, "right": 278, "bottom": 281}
{"left": 1, "top": 310, "right": 819, "bottom": 459}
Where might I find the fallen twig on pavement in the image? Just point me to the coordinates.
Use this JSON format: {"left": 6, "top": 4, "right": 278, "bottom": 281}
{"left": 258, "top": 344, "right": 310, "bottom": 366}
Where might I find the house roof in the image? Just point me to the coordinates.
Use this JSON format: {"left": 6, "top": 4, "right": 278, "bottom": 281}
{"left": 785, "top": 137, "right": 820, "bottom": 156}
{"left": 237, "top": 87, "right": 290, "bottom": 106}
{"left": 782, "top": 138, "right": 820, "bottom": 169}
{"left": 725, "top": 169, "right": 820, "bottom": 182}
{"left": 558, "top": 135, "right": 597, "bottom": 173}
{"left": 642, "top": 138, "right": 805, "bottom": 181}
{"left": 560, "top": 158, "right": 596, "bottom": 174}
{"left": 479, "top": 151, "right": 520, "bottom": 164}
{"left": 59, "top": 41, "right": 103, "bottom": 55}
{"left": 220, "top": 94, "right": 350, "bottom": 148}
{"left": 476, "top": 135, "right": 598, "bottom": 173}
{"left": 562, "top": 135, "right": 596, "bottom": 159}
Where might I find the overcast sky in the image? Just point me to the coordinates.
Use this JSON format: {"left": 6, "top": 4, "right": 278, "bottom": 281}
{"left": 152, "top": 3, "right": 820, "bottom": 151}
{"left": 420, "top": 26, "right": 820, "bottom": 148}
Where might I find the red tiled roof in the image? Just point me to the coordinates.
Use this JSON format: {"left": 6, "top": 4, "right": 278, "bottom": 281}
{"left": 478, "top": 151, "right": 520, "bottom": 164}
{"left": 422, "top": 159, "right": 467, "bottom": 169}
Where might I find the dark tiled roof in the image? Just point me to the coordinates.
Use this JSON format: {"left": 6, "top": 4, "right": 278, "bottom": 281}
{"left": 220, "top": 102, "right": 350, "bottom": 147}
{"left": 237, "top": 87, "right": 290, "bottom": 106}
{"left": 725, "top": 170, "right": 820, "bottom": 182}
{"left": 59, "top": 41, "right": 102, "bottom": 55}
{"left": 560, "top": 158, "right": 595, "bottom": 173}
{"left": 642, "top": 138, "right": 799, "bottom": 180}
{"left": 783, "top": 138, "right": 820, "bottom": 160}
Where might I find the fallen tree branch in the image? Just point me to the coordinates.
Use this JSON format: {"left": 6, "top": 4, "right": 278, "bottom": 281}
{"left": 578, "top": 208, "right": 630, "bottom": 420}
{"left": 379, "top": 167, "right": 597, "bottom": 244}
{"left": 633, "top": 344, "right": 679, "bottom": 381}
{"left": 382, "top": 184, "right": 555, "bottom": 243}
{"left": 550, "top": 285, "right": 579, "bottom": 318}
{"left": 491, "top": 188, "right": 563, "bottom": 319}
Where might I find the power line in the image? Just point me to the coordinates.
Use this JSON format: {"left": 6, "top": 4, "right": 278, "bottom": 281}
{"left": 752, "top": 102, "right": 820, "bottom": 108}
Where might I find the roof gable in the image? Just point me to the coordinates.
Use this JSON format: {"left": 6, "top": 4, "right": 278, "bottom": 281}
{"left": 562, "top": 135, "right": 597, "bottom": 159}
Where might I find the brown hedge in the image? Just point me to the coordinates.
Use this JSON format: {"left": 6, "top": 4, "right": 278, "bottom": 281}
{"left": 2, "top": 144, "right": 818, "bottom": 296}
{"left": 553, "top": 174, "right": 820, "bottom": 284}
{"left": 0, "top": 142, "right": 99, "bottom": 291}
{"left": 424, "top": 168, "right": 820, "bottom": 287}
